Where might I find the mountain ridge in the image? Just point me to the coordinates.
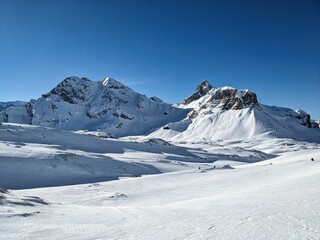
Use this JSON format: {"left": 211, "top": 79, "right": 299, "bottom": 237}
{"left": 0, "top": 76, "right": 319, "bottom": 140}
{"left": 0, "top": 76, "right": 188, "bottom": 137}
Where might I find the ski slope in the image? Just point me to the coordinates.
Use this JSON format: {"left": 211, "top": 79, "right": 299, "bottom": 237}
{"left": 1, "top": 149, "right": 320, "bottom": 240}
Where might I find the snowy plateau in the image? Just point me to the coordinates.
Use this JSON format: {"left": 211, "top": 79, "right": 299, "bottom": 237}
{"left": 1, "top": 77, "right": 320, "bottom": 240}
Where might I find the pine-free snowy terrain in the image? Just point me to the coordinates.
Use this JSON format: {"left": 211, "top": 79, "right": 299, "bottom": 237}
{"left": 1, "top": 147, "right": 320, "bottom": 239}
{"left": 0, "top": 77, "right": 187, "bottom": 137}
{"left": 1, "top": 122, "right": 320, "bottom": 239}
{"left": 1, "top": 77, "right": 320, "bottom": 239}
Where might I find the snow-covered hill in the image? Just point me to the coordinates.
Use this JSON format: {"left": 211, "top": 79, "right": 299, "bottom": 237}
{"left": 0, "top": 77, "right": 187, "bottom": 137}
{"left": 150, "top": 81, "right": 320, "bottom": 142}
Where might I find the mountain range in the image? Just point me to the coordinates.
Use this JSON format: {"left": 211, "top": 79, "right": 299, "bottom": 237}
{"left": 1, "top": 76, "right": 320, "bottom": 239}
{"left": 0, "top": 76, "right": 319, "bottom": 141}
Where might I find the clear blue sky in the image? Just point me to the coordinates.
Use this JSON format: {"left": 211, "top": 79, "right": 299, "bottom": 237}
{"left": 1, "top": 0, "right": 319, "bottom": 118}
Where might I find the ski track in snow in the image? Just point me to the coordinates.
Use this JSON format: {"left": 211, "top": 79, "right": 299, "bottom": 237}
{"left": 1, "top": 123, "right": 320, "bottom": 239}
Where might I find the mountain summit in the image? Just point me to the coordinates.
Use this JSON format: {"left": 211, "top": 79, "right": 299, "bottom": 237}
{"left": 183, "top": 85, "right": 260, "bottom": 118}
{"left": 151, "top": 80, "right": 319, "bottom": 142}
{"left": 182, "top": 80, "right": 213, "bottom": 105}
{"left": 0, "top": 76, "right": 188, "bottom": 137}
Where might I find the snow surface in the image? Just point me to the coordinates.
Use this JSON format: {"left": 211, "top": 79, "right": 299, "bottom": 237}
{"left": 1, "top": 122, "right": 320, "bottom": 239}
{"left": 1, "top": 79, "right": 320, "bottom": 239}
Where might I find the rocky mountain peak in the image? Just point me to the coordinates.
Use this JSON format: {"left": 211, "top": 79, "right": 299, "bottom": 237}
{"left": 0, "top": 76, "right": 188, "bottom": 136}
{"left": 196, "top": 80, "right": 212, "bottom": 92}
{"left": 182, "top": 80, "right": 213, "bottom": 105}
{"left": 187, "top": 86, "right": 260, "bottom": 118}
{"left": 47, "top": 76, "right": 93, "bottom": 104}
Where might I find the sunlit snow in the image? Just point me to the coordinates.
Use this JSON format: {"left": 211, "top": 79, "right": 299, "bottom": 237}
{"left": 1, "top": 78, "right": 319, "bottom": 240}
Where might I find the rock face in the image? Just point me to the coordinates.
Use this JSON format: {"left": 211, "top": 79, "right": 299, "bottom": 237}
{"left": 47, "top": 77, "right": 92, "bottom": 104}
{"left": 0, "top": 76, "right": 188, "bottom": 137}
{"left": 295, "top": 109, "right": 319, "bottom": 128}
{"left": 182, "top": 83, "right": 260, "bottom": 119}
{"left": 205, "top": 87, "right": 259, "bottom": 110}
{"left": 182, "top": 80, "right": 213, "bottom": 105}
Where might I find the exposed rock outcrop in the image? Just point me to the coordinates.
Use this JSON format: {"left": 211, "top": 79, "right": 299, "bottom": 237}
{"left": 183, "top": 82, "right": 260, "bottom": 118}
{"left": 182, "top": 80, "right": 213, "bottom": 105}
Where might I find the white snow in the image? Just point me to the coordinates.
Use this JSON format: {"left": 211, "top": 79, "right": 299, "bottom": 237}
{"left": 1, "top": 137, "right": 319, "bottom": 239}
{"left": 0, "top": 77, "right": 188, "bottom": 137}
{"left": 1, "top": 122, "right": 320, "bottom": 239}
{"left": 1, "top": 78, "right": 320, "bottom": 239}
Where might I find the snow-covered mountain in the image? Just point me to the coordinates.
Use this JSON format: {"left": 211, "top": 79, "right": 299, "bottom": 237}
{"left": 0, "top": 101, "right": 26, "bottom": 112}
{"left": 0, "top": 77, "right": 188, "bottom": 137}
{"left": 0, "top": 101, "right": 29, "bottom": 124}
{"left": 0, "top": 77, "right": 318, "bottom": 141}
{"left": 1, "top": 79, "right": 320, "bottom": 239}
{"left": 150, "top": 81, "right": 320, "bottom": 142}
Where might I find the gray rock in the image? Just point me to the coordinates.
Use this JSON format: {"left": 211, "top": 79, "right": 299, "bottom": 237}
{"left": 182, "top": 80, "right": 213, "bottom": 105}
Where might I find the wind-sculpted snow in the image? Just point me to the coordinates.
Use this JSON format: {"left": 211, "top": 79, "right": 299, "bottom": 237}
{"left": 0, "top": 123, "right": 226, "bottom": 189}
{"left": 1, "top": 147, "right": 320, "bottom": 239}
{"left": 1, "top": 120, "right": 320, "bottom": 239}
{"left": 0, "top": 123, "right": 292, "bottom": 189}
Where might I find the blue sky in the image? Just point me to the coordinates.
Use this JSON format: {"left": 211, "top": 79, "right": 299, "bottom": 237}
{"left": 1, "top": 0, "right": 319, "bottom": 118}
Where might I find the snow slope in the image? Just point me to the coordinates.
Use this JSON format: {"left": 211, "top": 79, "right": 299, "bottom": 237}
{"left": 0, "top": 123, "right": 216, "bottom": 189}
{"left": 151, "top": 81, "right": 320, "bottom": 143}
{"left": 3, "top": 122, "right": 299, "bottom": 189}
{"left": 1, "top": 149, "right": 320, "bottom": 239}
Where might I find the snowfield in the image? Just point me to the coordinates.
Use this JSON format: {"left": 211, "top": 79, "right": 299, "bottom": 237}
{"left": 1, "top": 123, "right": 320, "bottom": 240}
{"left": 1, "top": 78, "right": 320, "bottom": 239}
